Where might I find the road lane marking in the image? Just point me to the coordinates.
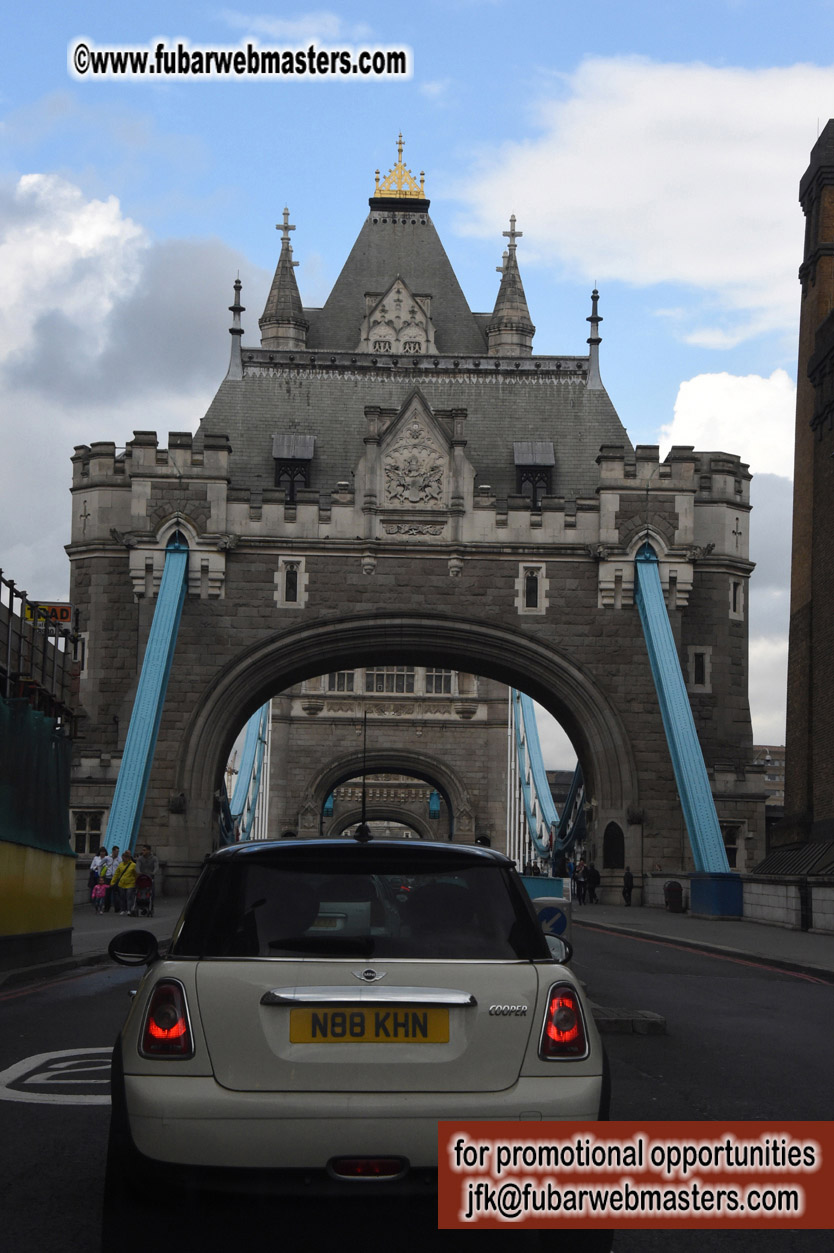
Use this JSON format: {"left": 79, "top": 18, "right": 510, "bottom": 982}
{"left": 0, "top": 1048, "right": 112, "bottom": 1105}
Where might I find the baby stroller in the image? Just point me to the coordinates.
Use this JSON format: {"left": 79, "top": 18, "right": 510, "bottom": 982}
{"left": 133, "top": 874, "right": 154, "bottom": 917}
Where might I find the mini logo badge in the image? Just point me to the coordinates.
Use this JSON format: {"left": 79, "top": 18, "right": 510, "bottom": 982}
{"left": 353, "top": 968, "right": 387, "bottom": 983}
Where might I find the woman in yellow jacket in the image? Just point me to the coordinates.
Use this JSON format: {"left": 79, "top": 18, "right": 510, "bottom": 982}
{"left": 111, "top": 849, "right": 138, "bottom": 915}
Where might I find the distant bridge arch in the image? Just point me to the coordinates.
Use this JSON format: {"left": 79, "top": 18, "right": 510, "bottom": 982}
{"left": 300, "top": 748, "right": 472, "bottom": 841}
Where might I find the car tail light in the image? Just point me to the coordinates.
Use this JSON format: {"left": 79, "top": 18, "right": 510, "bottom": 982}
{"left": 330, "top": 1157, "right": 407, "bottom": 1179}
{"left": 539, "top": 983, "right": 588, "bottom": 1060}
{"left": 140, "top": 980, "right": 194, "bottom": 1058}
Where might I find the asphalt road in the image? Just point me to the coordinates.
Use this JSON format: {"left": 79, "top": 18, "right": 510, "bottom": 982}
{"left": 0, "top": 927, "right": 831, "bottom": 1252}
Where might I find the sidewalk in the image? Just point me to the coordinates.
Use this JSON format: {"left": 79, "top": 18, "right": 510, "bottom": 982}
{"left": 0, "top": 895, "right": 185, "bottom": 990}
{"left": 572, "top": 901, "right": 834, "bottom": 982}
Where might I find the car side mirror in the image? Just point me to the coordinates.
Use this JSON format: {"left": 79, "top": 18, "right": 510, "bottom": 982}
{"left": 108, "top": 929, "right": 159, "bottom": 966}
{"left": 546, "top": 934, "right": 573, "bottom": 963}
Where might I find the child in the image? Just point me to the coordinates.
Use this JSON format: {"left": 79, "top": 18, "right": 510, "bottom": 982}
{"left": 91, "top": 881, "right": 107, "bottom": 914}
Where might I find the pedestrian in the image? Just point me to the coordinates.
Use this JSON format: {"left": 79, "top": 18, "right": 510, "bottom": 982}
{"left": 567, "top": 857, "right": 575, "bottom": 899}
{"left": 111, "top": 849, "right": 138, "bottom": 915}
{"left": 101, "top": 846, "right": 120, "bottom": 912}
{"left": 135, "top": 844, "right": 160, "bottom": 911}
{"left": 88, "top": 845, "right": 107, "bottom": 902}
{"left": 587, "top": 863, "right": 600, "bottom": 904}
{"left": 622, "top": 865, "right": 634, "bottom": 906}
{"left": 574, "top": 858, "right": 587, "bottom": 905}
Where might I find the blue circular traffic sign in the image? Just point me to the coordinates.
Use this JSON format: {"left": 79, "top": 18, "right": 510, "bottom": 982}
{"left": 537, "top": 904, "right": 567, "bottom": 936}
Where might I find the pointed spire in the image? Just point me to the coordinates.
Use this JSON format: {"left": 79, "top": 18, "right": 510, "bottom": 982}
{"left": 586, "top": 288, "right": 603, "bottom": 390}
{"left": 259, "top": 207, "right": 309, "bottom": 351}
{"left": 226, "top": 276, "right": 245, "bottom": 381}
{"left": 487, "top": 215, "right": 535, "bottom": 356}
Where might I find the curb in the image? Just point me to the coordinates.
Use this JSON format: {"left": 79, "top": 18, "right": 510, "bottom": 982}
{"left": 575, "top": 918, "right": 834, "bottom": 985}
{"left": 0, "top": 934, "right": 175, "bottom": 993}
{"left": 0, "top": 951, "right": 112, "bottom": 992}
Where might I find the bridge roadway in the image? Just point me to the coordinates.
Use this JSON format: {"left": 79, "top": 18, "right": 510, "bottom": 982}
{"left": 2, "top": 892, "right": 833, "bottom": 994}
{"left": 1, "top": 898, "right": 832, "bottom": 1253}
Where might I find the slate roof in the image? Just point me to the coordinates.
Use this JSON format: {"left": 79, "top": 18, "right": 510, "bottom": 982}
{"left": 753, "top": 840, "right": 834, "bottom": 877}
{"left": 197, "top": 192, "right": 633, "bottom": 503}
{"left": 303, "top": 206, "right": 488, "bottom": 356}
{"left": 200, "top": 363, "right": 631, "bottom": 503}
{"left": 261, "top": 239, "right": 306, "bottom": 329}
{"left": 489, "top": 244, "right": 535, "bottom": 338}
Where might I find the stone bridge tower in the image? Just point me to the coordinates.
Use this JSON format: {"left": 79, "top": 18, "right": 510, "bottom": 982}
{"left": 68, "top": 139, "right": 765, "bottom": 894}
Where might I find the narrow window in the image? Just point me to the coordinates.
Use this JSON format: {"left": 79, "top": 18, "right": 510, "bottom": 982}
{"left": 732, "top": 581, "right": 740, "bottom": 614}
{"left": 285, "top": 566, "right": 298, "bottom": 603}
{"left": 525, "top": 570, "right": 539, "bottom": 610}
{"left": 693, "top": 652, "right": 706, "bottom": 687}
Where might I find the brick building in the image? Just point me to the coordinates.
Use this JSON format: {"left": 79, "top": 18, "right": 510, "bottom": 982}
{"left": 782, "top": 121, "right": 834, "bottom": 851}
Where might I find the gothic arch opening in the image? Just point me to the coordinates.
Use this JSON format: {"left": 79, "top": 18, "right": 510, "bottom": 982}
{"left": 175, "top": 611, "right": 639, "bottom": 855}
{"left": 602, "top": 821, "right": 625, "bottom": 870}
{"left": 301, "top": 748, "right": 469, "bottom": 842}
{"left": 326, "top": 805, "right": 434, "bottom": 841}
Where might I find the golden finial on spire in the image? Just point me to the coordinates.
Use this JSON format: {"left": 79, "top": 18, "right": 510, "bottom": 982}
{"left": 374, "top": 135, "right": 425, "bottom": 199}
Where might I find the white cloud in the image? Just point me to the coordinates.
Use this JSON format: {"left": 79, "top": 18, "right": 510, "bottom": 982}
{"left": 220, "top": 10, "right": 372, "bottom": 43}
{"left": 659, "top": 369, "right": 796, "bottom": 477}
{"left": 0, "top": 174, "right": 265, "bottom": 600}
{"left": 0, "top": 175, "right": 146, "bottom": 361}
{"left": 533, "top": 705, "right": 578, "bottom": 771}
{"left": 660, "top": 377, "right": 794, "bottom": 746}
{"left": 419, "top": 79, "right": 453, "bottom": 102}
{"left": 454, "top": 57, "right": 834, "bottom": 345}
{"left": 748, "top": 635, "right": 789, "bottom": 746}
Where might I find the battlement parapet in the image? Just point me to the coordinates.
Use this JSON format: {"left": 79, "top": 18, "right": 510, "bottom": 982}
{"left": 127, "top": 430, "right": 231, "bottom": 478}
{"left": 694, "top": 452, "right": 751, "bottom": 505}
{"left": 597, "top": 444, "right": 698, "bottom": 489}
{"left": 71, "top": 443, "right": 128, "bottom": 487}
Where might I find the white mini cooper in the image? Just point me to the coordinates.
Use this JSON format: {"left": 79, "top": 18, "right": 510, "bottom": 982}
{"left": 105, "top": 838, "right": 610, "bottom": 1246}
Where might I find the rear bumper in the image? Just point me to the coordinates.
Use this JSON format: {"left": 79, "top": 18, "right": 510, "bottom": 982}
{"left": 125, "top": 1073, "right": 605, "bottom": 1169}
{"left": 114, "top": 1036, "right": 605, "bottom": 1184}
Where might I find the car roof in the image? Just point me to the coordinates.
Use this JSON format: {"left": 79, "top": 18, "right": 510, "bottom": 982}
{"left": 207, "top": 838, "right": 513, "bottom": 868}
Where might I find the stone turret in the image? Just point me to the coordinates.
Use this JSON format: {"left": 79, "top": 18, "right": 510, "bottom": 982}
{"left": 259, "top": 207, "right": 309, "bottom": 351}
{"left": 487, "top": 215, "right": 535, "bottom": 356}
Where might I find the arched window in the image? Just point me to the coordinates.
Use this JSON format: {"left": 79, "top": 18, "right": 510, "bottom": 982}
{"left": 525, "top": 570, "right": 539, "bottom": 609}
{"left": 517, "top": 466, "right": 551, "bottom": 509}
{"left": 275, "top": 461, "right": 309, "bottom": 502}
{"left": 602, "top": 821, "right": 625, "bottom": 870}
{"left": 284, "top": 565, "right": 298, "bottom": 603}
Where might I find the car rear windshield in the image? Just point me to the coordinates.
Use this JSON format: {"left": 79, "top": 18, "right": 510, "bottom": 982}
{"left": 171, "top": 849, "right": 549, "bottom": 961}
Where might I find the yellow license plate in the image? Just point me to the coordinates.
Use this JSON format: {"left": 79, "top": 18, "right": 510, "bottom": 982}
{"left": 289, "top": 1007, "right": 449, "bottom": 1043}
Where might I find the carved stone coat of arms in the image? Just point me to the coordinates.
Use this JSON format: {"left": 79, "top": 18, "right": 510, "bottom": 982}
{"left": 383, "top": 420, "right": 444, "bottom": 507}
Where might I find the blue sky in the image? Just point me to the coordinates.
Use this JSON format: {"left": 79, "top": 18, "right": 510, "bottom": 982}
{"left": 3, "top": 0, "right": 831, "bottom": 760}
